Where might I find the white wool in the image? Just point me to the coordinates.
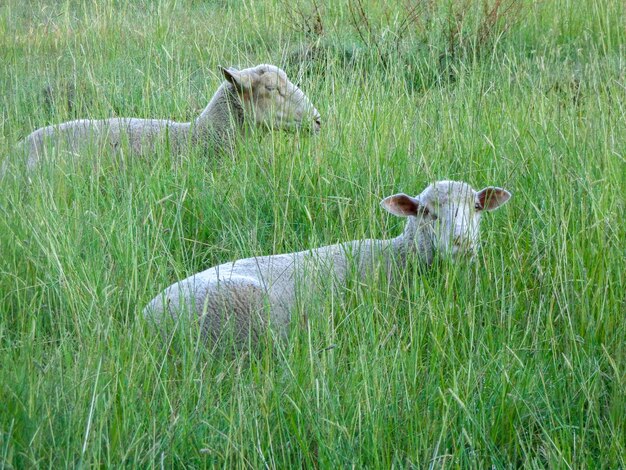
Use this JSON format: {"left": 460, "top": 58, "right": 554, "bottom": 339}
{"left": 9, "top": 64, "right": 320, "bottom": 172}
{"left": 143, "top": 180, "right": 511, "bottom": 344}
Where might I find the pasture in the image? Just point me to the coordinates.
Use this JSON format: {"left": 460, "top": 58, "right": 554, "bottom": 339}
{"left": 0, "top": 0, "right": 624, "bottom": 467}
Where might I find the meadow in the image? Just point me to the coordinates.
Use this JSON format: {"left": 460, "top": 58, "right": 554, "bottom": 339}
{"left": 0, "top": 0, "right": 624, "bottom": 467}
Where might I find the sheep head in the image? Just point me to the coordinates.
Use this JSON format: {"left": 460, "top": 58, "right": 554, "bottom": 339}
{"left": 222, "top": 64, "right": 321, "bottom": 133}
{"left": 381, "top": 180, "right": 511, "bottom": 258}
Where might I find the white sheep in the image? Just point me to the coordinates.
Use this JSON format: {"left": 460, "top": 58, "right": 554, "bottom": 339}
{"left": 143, "top": 180, "right": 511, "bottom": 343}
{"left": 12, "top": 64, "right": 321, "bottom": 171}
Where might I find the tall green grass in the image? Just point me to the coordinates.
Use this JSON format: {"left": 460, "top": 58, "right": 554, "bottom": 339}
{"left": 1, "top": 0, "right": 624, "bottom": 467}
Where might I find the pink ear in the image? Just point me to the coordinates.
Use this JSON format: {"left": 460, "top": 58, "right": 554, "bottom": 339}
{"left": 380, "top": 193, "right": 423, "bottom": 217}
{"left": 477, "top": 187, "right": 511, "bottom": 211}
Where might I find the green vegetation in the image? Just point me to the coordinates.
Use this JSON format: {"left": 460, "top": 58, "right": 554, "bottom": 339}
{"left": 1, "top": 0, "right": 624, "bottom": 467}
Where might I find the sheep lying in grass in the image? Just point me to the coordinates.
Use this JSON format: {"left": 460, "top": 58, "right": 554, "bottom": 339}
{"left": 16, "top": 64, "right": 321, "bottom": 171}
{"left": 143, "top": 181, "right": 511, "bottom": 343}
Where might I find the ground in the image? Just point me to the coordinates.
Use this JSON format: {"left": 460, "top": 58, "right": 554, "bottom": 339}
{"left": 0, "top": 0, "right": 624, "bottom": 467}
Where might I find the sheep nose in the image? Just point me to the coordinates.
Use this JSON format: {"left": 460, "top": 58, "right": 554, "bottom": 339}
{"left": 313, "top": 116, "right": 321, "bottom": 132}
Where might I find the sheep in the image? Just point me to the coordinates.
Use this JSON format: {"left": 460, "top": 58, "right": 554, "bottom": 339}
{"left": 13, "top": 64, "right": 321, "bottom": 171}
{"left": 143, "top": 180, "right": 511, "bottom": 344}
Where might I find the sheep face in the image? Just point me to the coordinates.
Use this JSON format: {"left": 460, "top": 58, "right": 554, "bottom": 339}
{"left": 381, "top": 181, "right": 511, "bottom": 259}
{"left": 222, "top": 64, "right": 321, "bottom": 133}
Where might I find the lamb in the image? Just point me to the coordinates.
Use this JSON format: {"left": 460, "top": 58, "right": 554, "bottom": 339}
{"left": 13, "top": 64, "right": 321, "bottom": 171}
{"left": 143, "top": 180, "right": 511, "bottom": 344}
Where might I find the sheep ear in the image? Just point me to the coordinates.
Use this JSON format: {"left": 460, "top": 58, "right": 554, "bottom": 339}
{"left": 476, "top": 187, "right": 511, "bottom": 211}
{"left": 221, "top": 66, "right": 251, "bottom": 90}
{"left": 380, "top": 193, "right": 423, "bottom": 217}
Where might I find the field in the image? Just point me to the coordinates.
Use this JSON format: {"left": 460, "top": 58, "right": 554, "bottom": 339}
{"left": 0, "top": 0, "right": 624, "bottom": 467}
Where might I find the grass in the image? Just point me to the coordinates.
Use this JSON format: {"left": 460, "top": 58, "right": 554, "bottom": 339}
{"left": 0, "top": 0, "right": 624, "bottom": 467}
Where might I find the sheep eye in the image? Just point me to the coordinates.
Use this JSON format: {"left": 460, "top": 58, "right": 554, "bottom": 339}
{"left": 474, "top": 203, "right": 482, "bottom": 211}
{"left": 266, "top": 85, "right": 277, "bottom": 92}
